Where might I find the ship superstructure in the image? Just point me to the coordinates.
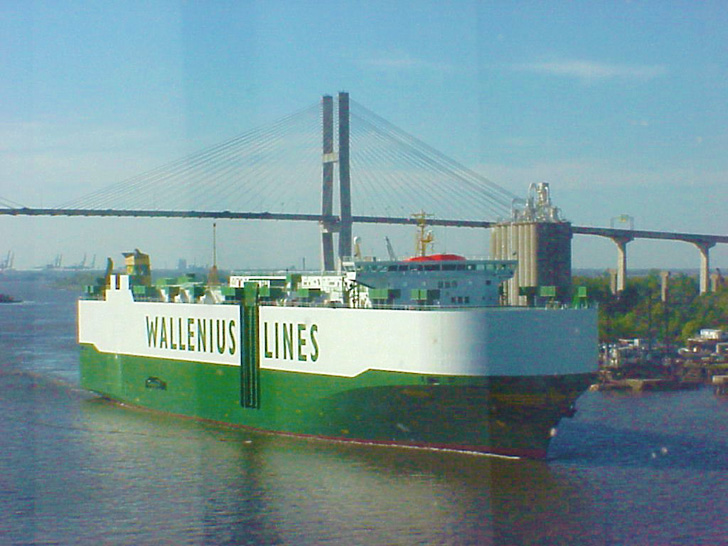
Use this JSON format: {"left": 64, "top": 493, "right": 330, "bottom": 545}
{"left": 228, "top": 256, "right": 516, "bottom": 309}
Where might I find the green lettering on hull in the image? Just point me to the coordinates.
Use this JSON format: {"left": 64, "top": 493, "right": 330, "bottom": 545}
{"left": 144, "top": 315, "right": 238, "bottom": 358}
{"left": 261, "top": 321, "right": 321, "bottom": 363}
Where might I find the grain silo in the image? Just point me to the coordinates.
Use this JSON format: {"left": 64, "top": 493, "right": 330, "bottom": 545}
{"left": 491, "top": 183, "right": 572, "bottom": 306}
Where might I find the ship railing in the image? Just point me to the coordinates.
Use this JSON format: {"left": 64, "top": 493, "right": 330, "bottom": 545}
{"left": 79, "top": 291, "right": 596, "bottom": 310}
{"left": 255, "top": 300, "right": 596, "bottom": 311}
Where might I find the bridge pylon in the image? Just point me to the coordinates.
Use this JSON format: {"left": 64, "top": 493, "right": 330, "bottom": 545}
{"left": 320, "top": 92, "right": 352, "bottom": 271}
{"left": 337, "top": 92, "right": 353, "bottom": 265}
{"left": 321, "top": 95, "right": 336, "bottom": 271}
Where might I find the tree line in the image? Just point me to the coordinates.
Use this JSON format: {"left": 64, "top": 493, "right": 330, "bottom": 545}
{"left": 574, "top": 272, "right": 728, "bottom": 345}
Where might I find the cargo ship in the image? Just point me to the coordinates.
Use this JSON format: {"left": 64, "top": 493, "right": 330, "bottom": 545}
{"left": 79, "top": 243, "right": 597, "bottom": 459}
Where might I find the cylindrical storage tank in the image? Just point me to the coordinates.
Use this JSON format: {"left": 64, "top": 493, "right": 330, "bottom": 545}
{"left": 523, "top": 224, "right": 532, "bottom": 287}
{"left": 515, "top": 224, "right": 524, "bottom": 306}
{"left": 530, "top": 224, "right": 538, "bottom": 300}
{"left": 491, "top": 220, "right": 572, "bottom": 306}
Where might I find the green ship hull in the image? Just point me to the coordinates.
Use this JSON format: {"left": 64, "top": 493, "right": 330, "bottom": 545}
{"left": 80, "top": 345, "right": 592, "bottom": 458}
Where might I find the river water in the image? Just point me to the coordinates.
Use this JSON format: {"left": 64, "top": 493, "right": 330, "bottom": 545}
{"left": 2, "top": 276, "right": 728, "bottom": 545}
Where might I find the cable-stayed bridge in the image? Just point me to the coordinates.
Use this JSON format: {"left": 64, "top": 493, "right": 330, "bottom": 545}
{"left": 1, "top": 93, "right": 727, "bottom": 292}
{"left": 1, "top": 96, "right": 512, "bottom": 223}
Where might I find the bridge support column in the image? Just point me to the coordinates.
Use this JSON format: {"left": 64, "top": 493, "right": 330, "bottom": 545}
{"left": 611, "top": 236, "right": 633, "bottom": 294}
{"left": 337, "top": 92, "right": 352, "bottom": 263}
{"left": 695, "top": 240, "right": 715, "bottom": 294}
{"left": 660, "top": 271, "right": 670, "bottom": 302}
{"left": 321, "top": 95, "right": 336, "bottom": 271}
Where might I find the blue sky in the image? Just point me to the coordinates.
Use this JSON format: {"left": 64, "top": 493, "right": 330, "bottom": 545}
{"left": 1, "top": 1, "right": 727, "bottom": 271}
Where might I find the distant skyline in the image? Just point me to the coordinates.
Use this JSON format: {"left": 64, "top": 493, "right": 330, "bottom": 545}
{"left": 1, "top": 1, "right": 727, "bottom": 271}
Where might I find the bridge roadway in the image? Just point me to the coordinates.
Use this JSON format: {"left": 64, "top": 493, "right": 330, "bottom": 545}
{"left": 2, "top": 207, "right": 727, "bottom": 293}
{"left": 0, "top": 207, "right": 498, "bottom": 228}
{"left": 572, "top": 226, "right": 728, "bottom": 294}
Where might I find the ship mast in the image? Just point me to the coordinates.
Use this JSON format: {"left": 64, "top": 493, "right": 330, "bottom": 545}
{"left": 208, "top": 222, "right": 220, "bottom": 285}
{"left": 413, "top": 211, "right": 434, "bottom": 257}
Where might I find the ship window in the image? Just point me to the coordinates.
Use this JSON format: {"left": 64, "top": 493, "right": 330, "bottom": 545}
{"left": 398, "top": 265, "right": 408, "bottom": 271}
{"left": 464, "top": 296, "right": 470, "bottom": 303}
{"left": 438, "top": 281, "right": 443, "bottom": 288}
{"left": 486, "top": 280, "right": 492, "bottom": 285}
{"left": 387, "top": 265, "right": 398, "bottom": 272}
{"left": 442, "top": 264, "right": 457, "bottom": 271}
{"left": 452, "top": 281, "right": 458, "bottom": 288}
{"left": 467, "top": 264, "right": 476, "bottom": 271}
{"left": 456, "top": 264, "right": 466, "bottom": 270}
{"left": 424, "top": 264, "right": 440, "bottom": 271}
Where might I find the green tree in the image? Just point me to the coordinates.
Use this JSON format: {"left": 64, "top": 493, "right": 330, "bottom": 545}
{"left": 573, "top": 273, "right": 728, "bottom": 346}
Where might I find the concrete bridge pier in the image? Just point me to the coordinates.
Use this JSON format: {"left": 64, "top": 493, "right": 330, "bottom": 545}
{"left": 337, "top": 92, "right": 352, "bottom": 263}
{"left": 319, "top": 92, "right": 352, "bottom": 270}
{"left": 611, "top": 235, "right": 633, "bottom": 294}
{"left": 660, "top": 271, "right": 670, "bottom": 302}
{"left": 321, "top": 95, "right": 336, "bottom": 271}
{"left": 695, "top": 240, "right": 715, "bottom": 294}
